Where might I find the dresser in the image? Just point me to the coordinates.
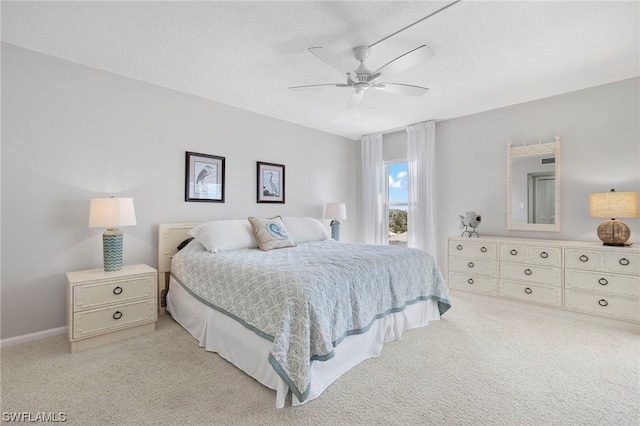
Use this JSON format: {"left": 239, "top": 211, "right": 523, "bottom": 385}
{"left": 448, "top": 236, "right": 639, "bottom": 323}
{"left": 66, "top": 264, "right": 158, "bottom": 353}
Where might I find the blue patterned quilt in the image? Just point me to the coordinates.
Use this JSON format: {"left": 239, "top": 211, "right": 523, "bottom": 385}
{"left": 170, "top": 239, "right": 450, "bottom": 402}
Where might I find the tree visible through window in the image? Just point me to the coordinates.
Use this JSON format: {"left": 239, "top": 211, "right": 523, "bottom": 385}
{"left": 387, "top": 162, "right": 408, "bottom": 247}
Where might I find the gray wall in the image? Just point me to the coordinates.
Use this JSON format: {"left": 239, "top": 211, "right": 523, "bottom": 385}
{"left": 1, "top": 44, "right": 357, "bottom": 339}
{"left": 2, "top": 42, "right": 638, "bottom": 340}
{"left": 434, "top": 77, "right": 640, "bottom": 272}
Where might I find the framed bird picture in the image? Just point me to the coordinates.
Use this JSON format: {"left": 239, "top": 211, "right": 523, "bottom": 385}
{"left": 185, "top": 151, "right": 225, "bottom": 202}
{"left": 257, "top": 161, "right": 285, "bottom": 204}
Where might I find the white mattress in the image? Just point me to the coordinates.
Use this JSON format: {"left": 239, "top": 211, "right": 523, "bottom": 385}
{"left": 167, "top": 275, "right": 441, "bottom": 407}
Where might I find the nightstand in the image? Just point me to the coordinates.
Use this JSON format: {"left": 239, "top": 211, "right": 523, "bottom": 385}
{"left": 66, "top": 264, "right": 158, "bottom": 353}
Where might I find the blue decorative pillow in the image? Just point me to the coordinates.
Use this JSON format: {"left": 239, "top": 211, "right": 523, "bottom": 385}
{"left": 248, "top": 216, "right": 296, "bottom": 251}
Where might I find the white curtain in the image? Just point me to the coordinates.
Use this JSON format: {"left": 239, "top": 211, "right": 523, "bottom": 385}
{"left": 361, "top": 132, "right": 387, "bottom": 245}
{"left": 406, "top": 121, "right": 436, "bottom": 255}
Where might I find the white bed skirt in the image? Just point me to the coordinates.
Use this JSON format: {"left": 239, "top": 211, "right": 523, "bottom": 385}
{"left": 167, "top": 277, "right": 441, "bottom": 407}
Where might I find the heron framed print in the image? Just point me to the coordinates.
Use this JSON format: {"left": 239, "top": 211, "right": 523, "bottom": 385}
{"left": 257, "top": 161, "right": 285, "bottom": 203}
{"left": 185, "top": 151, "right": 225, "bottom": 202}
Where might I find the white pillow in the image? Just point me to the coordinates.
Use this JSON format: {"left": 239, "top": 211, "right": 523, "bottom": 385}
{"left": 281, "top": 216, "right": 330, "bottom": 244}
{"left": 188, "top": 220, "right": 258, "bottom": 253}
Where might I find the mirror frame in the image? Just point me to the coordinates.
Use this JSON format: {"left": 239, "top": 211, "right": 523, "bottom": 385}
{"left": 507, "top": 136, "right": 561, "bottom": 232}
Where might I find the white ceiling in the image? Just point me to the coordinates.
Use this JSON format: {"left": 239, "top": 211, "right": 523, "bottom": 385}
{"left": 2, "top": 1, "right": 638, "bottom": 140}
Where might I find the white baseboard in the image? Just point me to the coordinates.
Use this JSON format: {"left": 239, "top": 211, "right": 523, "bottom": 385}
{"left": 1, "top": 326, "right": 67, "bottom": 348}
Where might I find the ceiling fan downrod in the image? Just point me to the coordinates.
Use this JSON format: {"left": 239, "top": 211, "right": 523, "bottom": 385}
{"left": 368, "top": 0, "right": 462, "bottom": 48}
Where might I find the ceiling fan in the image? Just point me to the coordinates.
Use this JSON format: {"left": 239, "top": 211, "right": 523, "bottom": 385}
{"left": 289, "top": 44, "right": 434, "bottom": 108}
{"left": 288, "top": 0, "right": 461, "bottom": 108}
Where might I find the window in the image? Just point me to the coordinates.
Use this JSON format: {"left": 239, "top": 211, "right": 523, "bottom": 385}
{"left": 387, "top": 161, "right": 408, "bottom": 247}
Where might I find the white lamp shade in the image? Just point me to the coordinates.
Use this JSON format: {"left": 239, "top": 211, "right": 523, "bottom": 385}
{"left": 89, "top": 198, "right": 137, "bottom": 228}
{"left": 325, "top": 203, "right": 347, "bottom": 220}
{"left": 589, "top": 191, "right": 639, "bottom": 219}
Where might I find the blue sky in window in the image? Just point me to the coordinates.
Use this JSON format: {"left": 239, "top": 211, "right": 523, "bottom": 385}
{"left": 388, "top": 162, "right": 408, "bottom": 209}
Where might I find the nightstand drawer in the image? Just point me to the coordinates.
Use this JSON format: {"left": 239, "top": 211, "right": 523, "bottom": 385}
{"left": 500, "top": 262, "right": 561, "bottom": 286}
{"left": 449, "top": 256, "right": 496, "bottom": 276}
{"left": 72, "top": 299, "right": 156, "bottom": 339}
{"left": 73, "top": 274, "right": 156, "bottom": 312}
{"left": 500, "top": 280, "right": 562, "bottom": 307}
{"left": 565, "top": 249, "right": 640, "bottom": 275}
{"left": 565, "top": 290, "right": 639, "bottom": 321}
{"left": 565, "top": 269, "right": 640, "bottom": 298}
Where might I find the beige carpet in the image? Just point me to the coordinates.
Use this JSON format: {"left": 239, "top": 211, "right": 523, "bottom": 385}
{"left": 1, "top": 292, "right": 638, "bottom": 425}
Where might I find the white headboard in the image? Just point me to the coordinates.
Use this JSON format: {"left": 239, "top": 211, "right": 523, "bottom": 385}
{"left": 157, "top": 223, "right": 199, "bottom": 312}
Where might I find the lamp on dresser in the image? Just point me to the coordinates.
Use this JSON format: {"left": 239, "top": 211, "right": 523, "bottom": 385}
{"left": 589, "top": 189, "right": 638, "bottom": 246}
{"left": 89, "top": 197, "right": 137, "bottom": 271}
{"left": 325, "top": 203, "right": 347, "bottom": 241}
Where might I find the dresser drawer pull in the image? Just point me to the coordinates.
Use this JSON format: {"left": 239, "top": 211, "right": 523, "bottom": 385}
{"left": 468, "top": 262, "right": 474, "bottom": 268}
{"left": 598, "top": 278, "right": 608, "bottom": 286}
{"left": 540, "top": 251, "right": 548, "bottom": 259}
{"left": 467, "top": 278, "right": 474, "bottom": 285}
{"left": 480, "top": 246, "right": 487, "bottom": 253}
{"left": 524, "top": 268, "right": 532, "bottom": 276}
{"left": 598, "top": 299, "right": 608, "bottom": 307}
{"left": 524, "top": 287, "right": 532, "bottom": 295}
{"left": 456, "top": 244, "right": 463, "bottom": 251}
{"left": 113, "top": 286, "right": 123, "bottom": 295}
{"left": 510, "top": 249, "right": 518, "bottom": 256}
{"left": 579, "top": 255, "right": 589, "bottom": 262}
{"left": 619, "top": 258, "right": 630, "bottom": 266}
{"left": 113, "top": 311, "right": 123, "bottom": 320}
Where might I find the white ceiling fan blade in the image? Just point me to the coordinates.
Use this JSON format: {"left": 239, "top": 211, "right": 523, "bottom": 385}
{"left": 348, "top": 90, "right": 365, "bottom": 108}
{"left": 289, "top": 83, "right": 351, "bottom": 91}
{"left": 371, "top": 83, "right": 429, "bottom": 96}
{"left": 373, "top": 45, "right": 434, "bottom": 78}
{"left": 309, "top": 47, "right": 353, "bottom": 75}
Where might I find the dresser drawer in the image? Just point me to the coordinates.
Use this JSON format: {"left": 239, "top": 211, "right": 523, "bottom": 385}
{"left": 449, "top": 240, "right": 497, "bottom": 260}
{"left": 72, "top": 299, "right": 156, "bottom": 339}
{"left": 449, "top": 272, "right": 497, "bottom": 295}
{"left": 565, "top": 290, "right": 639, "bottom": 322}
{"left": 449, "top": 256, "right": 497, "bottom": 276}
{"left": 499, "top": 244, "right": 561, "bottom": 267}
{"left": 565, "top": 248, "right": 640, "bottom": 275}
{"left": 73, "top": 274, "right": 156, "bottom": 312}
{"left": 565, "top": 270, "right": 640, "bottom": 298}
{"left": 499, "top": 280, "right": 562, "bottom": 307}
{"left": 500, "top": 262, "right": 561, "bottom": 286}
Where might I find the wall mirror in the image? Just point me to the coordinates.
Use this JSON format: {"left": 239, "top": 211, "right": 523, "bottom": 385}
{"left": 507, "top": 136, "right": 561, "bottom": 232}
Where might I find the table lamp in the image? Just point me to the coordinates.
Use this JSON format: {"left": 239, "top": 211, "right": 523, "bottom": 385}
{"left": 325, "top": 203, "right": 347, "bottom": 241}
{"left": 89, "top": 197, "right": 137, "bottom": 271}
{"left": 589, "top": 189, "right": 638, "bottom": 246}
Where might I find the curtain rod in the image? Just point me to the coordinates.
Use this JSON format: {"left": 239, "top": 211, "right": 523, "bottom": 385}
{"left": 362, "top": 120, "right": 435, "bottom": 138}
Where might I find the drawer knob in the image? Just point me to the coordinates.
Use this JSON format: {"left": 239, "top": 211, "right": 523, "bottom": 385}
{"left": 598, "top": 278, "right": 608, "bottom": 286}
{"left": 540, "top": 251, "right": 548, "bottom": 259}
{"left": 468, "top": 262, "right": 475, "bottom": 268}
{"left": 510, "top": 249, "right": 518, "bottom": 256}
{"left": 113, "top": 311, "right": 123, "bottom": 320}
{"left": 113, "top": 286, "right": 123, "bottom": 295}
{"left": 524, "top": 268, "right": 532, "bottom": 276}
{"left": 598, "top": 299, "right": 608, "bottom": 307}
{"left": 456, "top": 244, "right": 463, "bottom": 251}
{"left": 579, "top": 255, "right": 589, "bottom": 262}
{"left": 467, "top": 278, "right": 474, "bottom": 285}
{"left": 524, "top": 287, "right": 532, "bottom": 295}
{"left": 619, "top": 258, "right": 630, "bottom": 266}
{"left": 480, "top": 246, "right": 487, "bottom": 253}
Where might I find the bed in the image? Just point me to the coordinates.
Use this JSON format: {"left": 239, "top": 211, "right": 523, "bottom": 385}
{"left": 158, "top": 217, "right": 451, "bottom": 408}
